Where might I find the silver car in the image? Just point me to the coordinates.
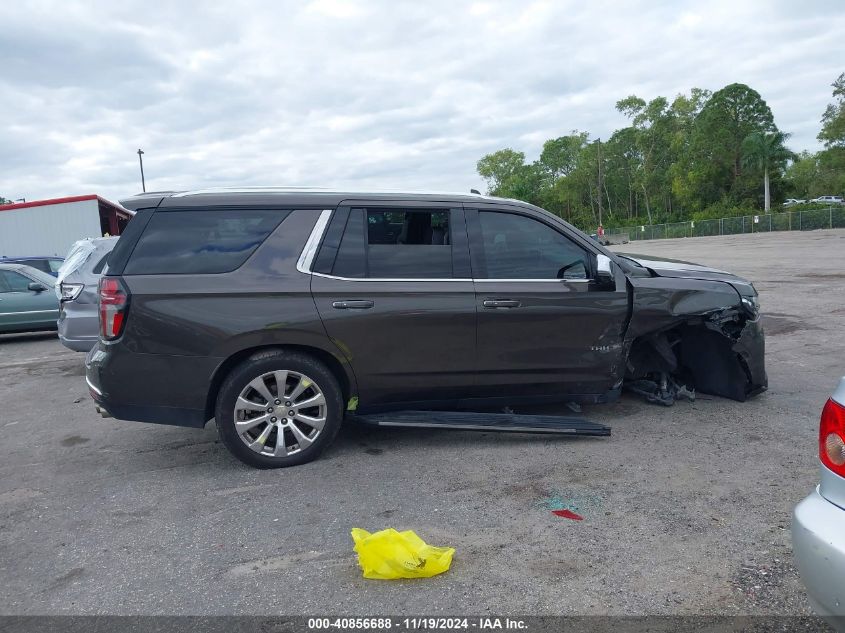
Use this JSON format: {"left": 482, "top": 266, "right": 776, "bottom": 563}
{"left": 793, "top": 377, "right": 845, "bottom": 630}
{"left": 56, "top": 237, "right": 117, "bottom": 352}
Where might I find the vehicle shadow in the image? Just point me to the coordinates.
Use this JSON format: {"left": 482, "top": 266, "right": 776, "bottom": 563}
{"left": 104, "top": 415, "right": 605, "bottom": 475}
{"left": 0, "top": 331, "right": 58, "bottom": 344}
{"left": 97, "top": 394, "right": 649, "bottom": 474}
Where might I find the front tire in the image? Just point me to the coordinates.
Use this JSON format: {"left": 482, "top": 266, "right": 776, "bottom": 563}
{"left": 215, "top": 350, "right": 343, "bottom": 468}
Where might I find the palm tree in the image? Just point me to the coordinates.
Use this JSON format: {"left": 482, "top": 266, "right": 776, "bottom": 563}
{"left": 741, "top": 130, "right": 794, "bottom": 212}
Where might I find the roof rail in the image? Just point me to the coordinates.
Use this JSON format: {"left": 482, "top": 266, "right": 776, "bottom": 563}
{"left": 171, "top": 186, "right": 489, "bottom": 198}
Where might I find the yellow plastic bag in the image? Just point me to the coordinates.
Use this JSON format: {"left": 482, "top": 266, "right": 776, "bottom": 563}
{"left": 350, "top": 528, "right": 455, "bottom": 579}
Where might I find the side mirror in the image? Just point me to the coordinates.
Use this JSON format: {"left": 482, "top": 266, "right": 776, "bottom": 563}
{"left": 28, "top": 282, "right": 47, "bottom": 293}
{"left": 596, "top": 254, "right": 614, "bottom": 285}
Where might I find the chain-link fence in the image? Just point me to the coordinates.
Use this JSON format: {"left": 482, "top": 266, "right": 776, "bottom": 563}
{"left": 605, "top": 206, "right": 845, "bottom": 242}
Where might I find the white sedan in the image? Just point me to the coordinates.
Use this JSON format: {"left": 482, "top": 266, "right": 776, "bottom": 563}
{"left": 793, "top": 377, "right": 845, "bottom": 631}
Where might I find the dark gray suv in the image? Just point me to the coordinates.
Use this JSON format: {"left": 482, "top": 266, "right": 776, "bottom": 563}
{"left": 86, "top": 188, "right": 766, "bottom": 468}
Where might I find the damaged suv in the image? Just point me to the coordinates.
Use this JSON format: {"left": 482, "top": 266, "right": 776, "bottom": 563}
{"left": 86, "top": 189, "right": 766, "bottom": 467}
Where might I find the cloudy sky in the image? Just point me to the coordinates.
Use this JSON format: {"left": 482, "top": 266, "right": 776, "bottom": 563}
{"left": 1, "top": 0, "right": 843, "bottom": 203}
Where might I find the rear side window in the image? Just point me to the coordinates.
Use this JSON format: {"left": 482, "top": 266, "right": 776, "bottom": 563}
{"left": 317, "top": 207, "right": 459, "bottom": 279}
{"left": 365, "top": 209, "right": 452, "bottom": 278}
{"left": 332, "top": 209, "right": 366, "bottom": 278}
{"left": 123, "top": 209, "right": 289, "bottom": 275}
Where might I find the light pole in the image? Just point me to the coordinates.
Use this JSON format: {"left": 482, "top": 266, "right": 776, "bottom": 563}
{"left": 596, "top": 138, "right": 603, "bottom": 227}
{"left": 137, "top": 149, "right": 146, "bottom": 192}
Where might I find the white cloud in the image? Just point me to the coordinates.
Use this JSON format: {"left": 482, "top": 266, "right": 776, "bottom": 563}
{"left": 0, "top": 0, "right": 842, "bottom": 203}
{"left": 304, "top": 0, "right": 366, "bottom": 19}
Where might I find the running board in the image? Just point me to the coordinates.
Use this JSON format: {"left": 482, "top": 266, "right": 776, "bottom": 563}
{"left": 349, "top": 410, "right": 610, "bottom": 436}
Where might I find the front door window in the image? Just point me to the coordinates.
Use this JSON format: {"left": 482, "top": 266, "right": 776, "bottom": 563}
{"left": 477, "top": 211, "right": 588, "bottom": 280}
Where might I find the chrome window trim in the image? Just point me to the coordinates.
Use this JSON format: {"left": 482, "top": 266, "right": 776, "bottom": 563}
{"left": 311, "top": 272, "right": 591, "bottom": 284}
{"left": 296, "top": 209, "right": 333, "bottom": 274}
{"left": 474, "top": 278, "right": 591, "bottom": 283}
{"left": 311, "top": 271, "right": 472, "bottom": 282}
{"left": 296, "top": 208, "right": 594, "bottom": 283}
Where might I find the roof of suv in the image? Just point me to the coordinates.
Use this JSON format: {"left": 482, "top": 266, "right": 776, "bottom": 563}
{"left": 119, "top": 187, "right": 527, "bottom": 211}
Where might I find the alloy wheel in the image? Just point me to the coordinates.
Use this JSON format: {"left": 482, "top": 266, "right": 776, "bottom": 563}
{"left": 233, "top": 370, "right": 327, "bottom": 457}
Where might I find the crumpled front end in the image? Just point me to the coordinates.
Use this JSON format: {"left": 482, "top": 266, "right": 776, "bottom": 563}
{"left": 675, "top": 307, "right": 767, "bottom": 402}
{"left": 623, "top": 276, "right": 767, "bottom": 405}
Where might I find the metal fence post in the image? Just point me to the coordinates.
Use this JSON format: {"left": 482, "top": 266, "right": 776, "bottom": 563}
{"left": 831, "top": 206, "right": 834, "bottom": 229}
{"left": 799, "top": 210, "right": 802, "bottom": 231}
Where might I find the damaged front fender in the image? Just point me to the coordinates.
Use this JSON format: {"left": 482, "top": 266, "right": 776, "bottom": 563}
{"left": 624, "top": 276, "right": 767, "bottom": 403}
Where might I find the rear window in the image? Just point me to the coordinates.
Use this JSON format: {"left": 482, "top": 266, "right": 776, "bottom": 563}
{"left": 123, "top": 209, "right": 289, "bottom": 275}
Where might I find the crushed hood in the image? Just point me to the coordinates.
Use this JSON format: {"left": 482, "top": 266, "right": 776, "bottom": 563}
{"left": 616, "top": 253, "right": 756, "bottom": 296}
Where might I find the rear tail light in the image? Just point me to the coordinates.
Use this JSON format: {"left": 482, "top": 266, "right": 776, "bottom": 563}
{"left": 820, "top": 397, "right": 845, "bottom": 477}
{"left": 59, "top": 282, "right": 83, "bottom": 302}
{"left": 98, "top": 277, "right": 129, "bottom": 340}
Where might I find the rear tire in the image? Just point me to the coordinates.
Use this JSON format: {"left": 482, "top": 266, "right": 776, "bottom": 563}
{"left": 215, "top": 350, "right": 343, "bottom": 468}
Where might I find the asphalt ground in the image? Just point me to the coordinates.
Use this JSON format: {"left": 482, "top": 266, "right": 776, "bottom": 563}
{"left": 1, "top": 229, "right": 844, "bottom": 617}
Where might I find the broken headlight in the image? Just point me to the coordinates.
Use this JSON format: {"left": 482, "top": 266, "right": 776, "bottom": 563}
{"left": 741, "top": 295, "right": 759, "bottom": 317}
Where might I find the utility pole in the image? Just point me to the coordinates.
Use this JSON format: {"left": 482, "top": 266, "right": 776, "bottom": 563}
{"left": 596, "top": 138, "right": 603, "bottom": 227}
{"left": 137, "top": 149, "right": 146, "bottom": 193}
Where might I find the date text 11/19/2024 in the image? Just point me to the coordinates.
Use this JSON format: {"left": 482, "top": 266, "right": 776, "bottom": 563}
{"left": 308, "top": 617, "right": 528, "bottom": 630}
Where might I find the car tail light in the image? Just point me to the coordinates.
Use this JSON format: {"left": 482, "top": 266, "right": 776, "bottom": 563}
{"left": 820, "top": 397, "right": 845, "bottom": 477}
{"left": 59, "top": 282, "right": 83, "bottom": 302}
{"left": 98, "top": 277, "right": 129, "bottom": 340}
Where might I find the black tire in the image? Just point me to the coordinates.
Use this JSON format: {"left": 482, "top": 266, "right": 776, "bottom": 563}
{"left": 215, "top": 349, "right": 343, "bottom": 468}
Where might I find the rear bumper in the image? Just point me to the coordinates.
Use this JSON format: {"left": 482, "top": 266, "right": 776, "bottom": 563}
{"left": 792, "top": 488, "right": 845, "bottom": 626}
{"left": 86, "top": 342, "right": 220, "bottom": 428}
{"left": 58, "top": 309, "right": 99, "bottom": 352}
{"left": 59, "top": 333, "right": 97, "bottom": 352}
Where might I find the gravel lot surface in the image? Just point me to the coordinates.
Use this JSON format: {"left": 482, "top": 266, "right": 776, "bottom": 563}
{"left": 1, "top": 229, "right": 844, "bottom": 617}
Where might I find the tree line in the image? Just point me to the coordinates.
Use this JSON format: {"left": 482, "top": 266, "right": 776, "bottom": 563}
{"left": 476, "top": 75, "right": 845, "bottom": 231}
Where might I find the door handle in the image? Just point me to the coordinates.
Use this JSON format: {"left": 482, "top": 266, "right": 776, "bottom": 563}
{"left": 483, "top": 299, "right": 521, "bottom": 309}
{"left": 332, "top": 300, "right": 374, "bottom": 310}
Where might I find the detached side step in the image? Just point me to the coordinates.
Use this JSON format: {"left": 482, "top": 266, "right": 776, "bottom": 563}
{"left": 349, "top": 410, "right": 610, "bottom": 436}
